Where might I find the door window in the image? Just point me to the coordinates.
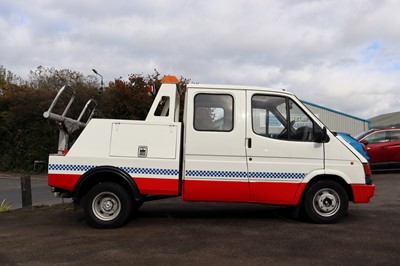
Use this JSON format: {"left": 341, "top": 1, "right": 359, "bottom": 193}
{"left": 365, "top": 131, "right": 387, "bottom": 144}
{"left": 251, "top": 95, "right": 314, "bottom": 141}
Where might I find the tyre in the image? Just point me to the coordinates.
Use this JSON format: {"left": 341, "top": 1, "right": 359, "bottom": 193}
{"left": 84, "top": 182, "right": 133, "bottom": 229}
{"left": 303, "top": 180, "right": 348, "bottom": 224}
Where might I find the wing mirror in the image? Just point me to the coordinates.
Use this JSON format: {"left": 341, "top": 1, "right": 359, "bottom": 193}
{"left": 314, "top": 125, "right": 329, "bottom": 143}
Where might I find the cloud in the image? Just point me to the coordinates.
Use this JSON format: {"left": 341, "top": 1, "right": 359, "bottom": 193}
{"left": 1, "top": 0, "right": 400, "bottom": 119}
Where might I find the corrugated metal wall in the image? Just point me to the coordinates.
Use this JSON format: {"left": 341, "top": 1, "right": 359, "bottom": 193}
{"left": 303, "top": 101, "right": 370, "bottom": 136}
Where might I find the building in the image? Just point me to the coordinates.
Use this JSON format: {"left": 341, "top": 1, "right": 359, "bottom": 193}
{"left": 369, "top": 111, "right": 400, "bottom": 128}
{"left": 302, "top": 100, "right": 370, "bottom": 136}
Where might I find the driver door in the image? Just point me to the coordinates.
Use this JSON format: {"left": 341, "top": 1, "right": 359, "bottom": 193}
{"left": 245, "top": 91, "right": 324, "bottom": 203}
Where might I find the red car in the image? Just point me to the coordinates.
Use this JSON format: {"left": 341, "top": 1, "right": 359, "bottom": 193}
{"left": 355, "top": 128, "right": 400, "bottom": 170}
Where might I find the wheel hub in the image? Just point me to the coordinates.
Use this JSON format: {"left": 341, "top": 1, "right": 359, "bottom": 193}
{"left": 102, "top": 199, "right": 115, "bottom": 212}
{"left": 92, "top": 192, "right": 121, "bottom": 221}
{"left": 313, "top": 188, "right": 341, "bottom": 217}
{"left": 318, "top": 192, "right": 336, "bottom": 212}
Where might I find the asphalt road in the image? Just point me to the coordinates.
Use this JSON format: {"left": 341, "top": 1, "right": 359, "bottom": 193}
{"left": 0, "top": 172, "right": 399, "bottom": 266}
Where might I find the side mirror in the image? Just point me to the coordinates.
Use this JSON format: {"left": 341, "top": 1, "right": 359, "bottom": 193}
{"left": 360, "top": 139, "right": 369, "bottom": 145}
{"left": 314, "top": 125, "right": 329, "bottom": 143}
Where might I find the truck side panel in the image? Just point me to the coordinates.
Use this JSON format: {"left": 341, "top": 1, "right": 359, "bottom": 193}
{"left": 48, "top": 119, "right": 181, "bottom": 196}
{"left": 110, "top": 122, "right": 178, "bottom": 159}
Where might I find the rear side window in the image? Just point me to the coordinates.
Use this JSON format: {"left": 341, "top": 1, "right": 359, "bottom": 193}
{"left": 194, "top": 94, "right": 233, "bottom": 131}
{"left": 388, "top": 130, "right": 400, "bottom": 141}
{"left": 154, "top": 96, "right": 170, "bottom": 116}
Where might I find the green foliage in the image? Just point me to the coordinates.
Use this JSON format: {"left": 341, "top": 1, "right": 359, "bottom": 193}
{"left": 100, "top": 70, "right": 189, "bottom": 120}
{"left": 0, "top": 66, "right": 190, "bottom": 172}
{"left": 101, "top": 76, "right": 153, "bottom": 120}
{"left": 29, "top": 65, "right": 97, "bottom": 91}
{"left": 0, "top": 65, "right": 22, "bottom": 88}
{"left": 0, "top": 66, "right": 99, "bottom": 171}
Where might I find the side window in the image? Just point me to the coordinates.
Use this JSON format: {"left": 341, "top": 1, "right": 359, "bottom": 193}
{"left": 251, "top": 95, "right": 314, "bottom": 141}
{"left": 365, "top": 131, "right": 387, "bottom": 144}
{"left": 154, "top": 96, "right": 170, "bottom": 116}
{"left": 194, "top": 94, "right": 233, "bottom": 131}
{"left": 388, "top": 130, "right": 400, "bottom": 141}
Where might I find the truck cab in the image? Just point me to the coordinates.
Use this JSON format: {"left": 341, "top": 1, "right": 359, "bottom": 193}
{"left": 45, "top": 76, "right": 375, "bottom": 228}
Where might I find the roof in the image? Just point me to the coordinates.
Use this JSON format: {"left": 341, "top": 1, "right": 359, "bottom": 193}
{"left": 188, "top": 84, "right": 294, "bottom": 96}
{"left": 370, "top": 111, "right": 400, "bottom": 128}
{"left": 187, "top": 84, "right": 370, "bottom": 126}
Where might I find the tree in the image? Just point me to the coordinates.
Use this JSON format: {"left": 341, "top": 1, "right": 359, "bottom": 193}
{"left": 0, "top": 66, "right": 191, "bottom": 172}
{"left": 0, "top": 66, "right": 100, "bottom": 171}
{"left": 100, "top": 70, "right": 190, "bottom": 121}
{"left": 28, "top": 66, "right": 97, "bottom": 91}
{"left": 0, "top": 65, "right": 22, "bottom": 95}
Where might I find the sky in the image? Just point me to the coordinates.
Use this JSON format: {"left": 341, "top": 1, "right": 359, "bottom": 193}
{"left": 1, "top": 0, "right": 400, "bottom": 119}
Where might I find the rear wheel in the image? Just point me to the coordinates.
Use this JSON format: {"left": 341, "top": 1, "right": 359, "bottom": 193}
{"left": 303, "top": 180, "right": 348, "bottom": 224}
{"left": 84, "top": 182, "right": 133, "bottom": 229}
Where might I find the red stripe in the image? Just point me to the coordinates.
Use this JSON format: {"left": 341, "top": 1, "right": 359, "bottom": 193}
{"left": 250, "top": 182, "right": 306, "bottom": 205}
{"left": 134, "top": 177, "right": 179, "bottom": 195}
{"left": 48, "top": 173, "right": 80, "bottom": 191}
{"left": 183, "top": 180, "right": 249, "bottom": 202}
{"left": 48, "top": 173, "right": 179, "bottom": 195}
{"left": 49, "top": 173, "right": 375, "bottom": 205}
{"left": 182, "top": 180, "right": 306, "bottom": 205}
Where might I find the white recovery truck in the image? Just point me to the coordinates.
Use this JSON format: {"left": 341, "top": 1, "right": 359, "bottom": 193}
{"left": 44, "top": 76, "right": 375, "bottom": 228}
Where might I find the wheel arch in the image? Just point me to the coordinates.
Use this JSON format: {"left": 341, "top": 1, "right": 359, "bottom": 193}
{"left": 296, "top": 174, "right": 354, "bottom": 204}
{"left": 73, "top": 165, "right": 142, "bottom": 206}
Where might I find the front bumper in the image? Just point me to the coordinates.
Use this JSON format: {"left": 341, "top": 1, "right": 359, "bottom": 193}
{"left": 351, "top": 184, "right": 375, "bottom": 203}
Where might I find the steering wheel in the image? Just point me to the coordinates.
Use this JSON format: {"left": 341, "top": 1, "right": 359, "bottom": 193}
{"left": 278, "top": 120, "right": 296, "bottom": 139}
{"left": 294, "top": 126, "right": 312, "bottom": 141}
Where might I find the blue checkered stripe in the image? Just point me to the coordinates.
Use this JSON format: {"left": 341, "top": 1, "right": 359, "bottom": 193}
{"left": 49, "top": 164, "right": 179, "bottom": 176}
{"left": 186, "top": 169, "right": 305, "bottom": 180}
{"left": 249, "top": 172, "right": 306, "bottom": 180}
{"left": 49, "top": 164, "right": 95, "bottom": 172}
{"left": 186, "top": 170, "right": 247, "bottom": 178}
{"left": 120, "top": 167, "right": 179, "bottom": 176}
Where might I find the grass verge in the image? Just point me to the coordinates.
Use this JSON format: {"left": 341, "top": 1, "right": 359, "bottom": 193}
{"left": 0, "top": 199, "right": 12, "bottom": 212}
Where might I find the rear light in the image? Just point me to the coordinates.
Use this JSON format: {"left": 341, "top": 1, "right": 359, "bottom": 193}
{"left": 363, "top": 163, "right": 372, "bottom": 176}
{"left": 62, "top": 149, "right": 69, "bottom": 155}
{"left": 363, "top": 163, "right": 373, "bottom": 184}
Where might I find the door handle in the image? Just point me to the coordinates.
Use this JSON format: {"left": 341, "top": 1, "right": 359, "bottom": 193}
{"left": 247, "top": 138, "right": 252, "bottom": 148}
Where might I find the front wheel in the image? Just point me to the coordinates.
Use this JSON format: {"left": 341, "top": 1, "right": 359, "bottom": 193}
{"left": 84, "top": 182, "right": 133, "bottom": 229}
{"left": 303, "top": 180, "right": 348, "bottom": 224}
